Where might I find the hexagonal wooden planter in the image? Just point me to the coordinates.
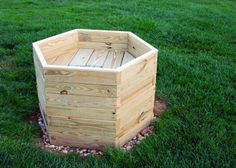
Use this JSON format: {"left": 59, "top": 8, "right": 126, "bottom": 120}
{"left": 33, "top": 29, "right": 158, "bottom": 149}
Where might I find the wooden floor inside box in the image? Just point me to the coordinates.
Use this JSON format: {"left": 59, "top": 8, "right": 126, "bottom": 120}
{"left": 54, "top": 48, "right": 136, "bottom": 68}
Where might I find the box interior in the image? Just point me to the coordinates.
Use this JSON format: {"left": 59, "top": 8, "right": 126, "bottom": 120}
{"left": 37, "top": 30, "right": 152, "bottom": 69}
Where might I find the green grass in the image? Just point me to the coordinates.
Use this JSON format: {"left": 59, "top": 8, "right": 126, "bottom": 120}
{"left": 0, "top": 0, "right": 235, "bottom": 167}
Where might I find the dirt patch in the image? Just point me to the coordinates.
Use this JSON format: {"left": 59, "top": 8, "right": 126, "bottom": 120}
{"left": 153, "top": 100, "right": 167, "bottom": 117}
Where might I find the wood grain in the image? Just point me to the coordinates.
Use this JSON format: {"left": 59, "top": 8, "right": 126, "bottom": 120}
{"left": 45, "top": 81, "right": 117, "bottom": 97}
{"left": 121, "top": 51, "right": 135, "bottom": 65}
{"left": 86, "top": 49, "right": 108, "bottom": 67}
{"left": 69, "top": 49, "right": 94, "bottom": 66}
{"left": 46, "top": 93, "right": 118, "bottom": 109}
{"left": 46, "top": 106, "right": 116, "bottom": 121}
{"left": 78, "top": 41, "right": 127, "bottom": 51}
{"left": 128, "top": 32, "right": 152, "bottom": 57}
{"left": 44, "top": 68, "right": 119, "bottom": 85}
{"left": 47, "top": 115, "right": 115, "bottom": 132}
{"left": 38, "top": 30, "right": 78, "bottom": 64}
{"left": 103, "top": 51, "right": 124, "bottom": 68}
{"left": 48, "top": 126, "right": 115, "bottom": 148}
{"left": 52, "top": 48, "right": 78, "bottom": 65}
{"left": 78, "top": 30, "right": 128, "bottom": 44}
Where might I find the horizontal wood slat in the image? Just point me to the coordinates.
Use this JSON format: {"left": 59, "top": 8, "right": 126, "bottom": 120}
{"left": 46, "top": 93, "right": 118, "bottom": 109}
{"left": 44, "top": 69, "right": 119, "bottom": 85}
{"left": 47, "top": 115, "right": 116, "bottom": 132}
{"left": 46, "top": 106, "right": 116, "bottom": 121}
{"left": 78, "top": 30, "right": 128, "bottom": 44}
{"left": 49, "top": 126, "right": 115, "bottom": 148}
{"left": 45, "top": 81, "right": 117, "bottom": 97}
{"left": 78, "top": 42, "right": 127, "bottom": 51}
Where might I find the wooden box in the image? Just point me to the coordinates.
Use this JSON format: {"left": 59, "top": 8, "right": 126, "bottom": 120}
{"left": 33, "top": 29, "right": 158, "bottom": 149}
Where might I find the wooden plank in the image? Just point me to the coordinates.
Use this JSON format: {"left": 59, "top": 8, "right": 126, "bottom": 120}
{"left": 118, "top": 84, "right": 155, "bottom": 114}
{"left": 46, "top": 106, "right": 116, "bottom": 121}
{"left": 117, "top": 70, "right": 156, "bottom": 97}
{"left": 103, "top": 51, "right": 124, "bottom": 69}
{"left": 128, "top": 32, "right": 152, "bottom": 57}
{"left": 38, "top": 30, "right": 78, "bottom": 51}
{"left": 48, "top": 126, "right": 115, "bottom": 148}
{"left": 36, "top": 73, "right": 46, "bottom": 109}
{"left": 121, "top": 51, "right": 135, "bottom": 65}
{"left": 117, "top": 95, "right": 154, "bottom": 130}
{"left": 35, "top": 66, "right": 46, "bottom": 112}
{"left": 44, "top": 68, "right": 119, "bottom": 85}
{"left": 119, "top": 51, "right": 157, "bottom": 82}
{"left": 69, "top": 49, "right": 94, "bottom": 66}
{"left": 38, "top": 30, "right": 78, "bottom": 64}
{"left": 45, "top": 81, "right": 117, "bottom": 97}
{"left": 118, "top": 75, "right": 155, "bottom": 102}
{"left": 47, "top": 115, "right": 115, "bottom": 132}
{"left": 78, "top": 41, "right": 127, "bottom": 51}
{"left": 46, "top": 93, "right": 118, "bottom": 109}
{"left": 78, "top": 30, "right": 128, "bottom": 44}
{"left": 86, "top": 49, "right": 108, "bottom": 67}
{"left": 116, "top": 110, "right": 153, "bottom": 147}
{"left": 33, "top": 49, "right": 44, "bottom": 77}
{"left": 52, "top": 48, "right": 78, "bottom": 65}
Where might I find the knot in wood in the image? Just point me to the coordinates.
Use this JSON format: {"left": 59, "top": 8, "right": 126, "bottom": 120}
{"left": 60, "top": 90, "right": 68, "bottom": 95}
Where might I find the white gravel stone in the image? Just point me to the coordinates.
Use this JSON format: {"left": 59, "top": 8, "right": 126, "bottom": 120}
{"left": 62, "top": 149, "right": 68, "bottom": 154}
{"left": 49, "top": 145, "right": 55, "bottom": 148}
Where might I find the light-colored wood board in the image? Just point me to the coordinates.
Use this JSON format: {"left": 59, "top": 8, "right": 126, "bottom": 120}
{"left": 117, "top": 70, "right": 156, "bottom": 97}
{"left": 35, "top": 68, "right": 46, "bottom": 112}
{"left": 38, "top": 30, "right": 78, "bottom": 51}
{"left": 121, "top": 51, "right": 135, "bottom": 65}
{"left": 47, "top": 115, "right": 115, "bottom": 132}
{"left": 46, "top": 106, "right": 116, "bottom": 121}
{"left": 52, "top": 48, "right": 78, "bottom": 65}
{"left": 38, "top": 31, "right": 78, "bottom": 64}
{"left": 119, "top": 76, "right": 155, "bottom": 106}
{"left": 103, "top": 51, "right": 124, "bottom": 68}
{"left": 128, "top": 32, "right": 155, "bottom": 50}
{"left": 78, "top": 30, "right": 128, "bottom": 44}
{"left": 120, "top": 80, "right": 154, "bottom": 105}
{"left": 46, "top": 93, "right": 118, "bottom": 109}
{"left": 117, "top": 95, "right": 154, "bottom": 130}
{"left": 116, "top": 111, "right": 153, "bottom": 147}
{"left": 33, "top": 50, "right": 44, "bottom": 78}
{"left": 117, "top": 108, "right": 153, "bottom": 137}
{"left": 48, "top": 126, "right": 115, "bottom": 148}
{"left": 45, "top": 81, "right": 117, "bottom": 97}
{"left": 117, "top": 85, "right": 155, "bottom": 118}
{"left": 119, "top": 52, "right": 157, "bottom": 82}
{"left": 36, "top": 29, "right": 78, "bottom": 46}
{"left": 44, "top": 69, "right": 119, "bottom": 85}
{"left": 78, "top": 42, "right": 127, "bottom": 51}
{"left": 33, "top": 43, "right": 47, "bottom": 67}
{"left": 117, "top": 50, "right": 157, "bottom": 72}
{"left": 127, "top": 32, "right": 152, "bottom": 57}
{"left": 69, "top": 49, "right": 94, "bottom": 66}
{"left": 86, "top": 49, "right": 108, "bottom": 67}
{"left": 49, "top": 135, "right": 115, "bottom": 149}
{"left": 43, "top": 46, "right": 78, "bottom": 65}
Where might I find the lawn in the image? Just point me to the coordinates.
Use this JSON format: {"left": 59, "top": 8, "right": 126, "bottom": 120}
{"left": 0, "top": 0, "right": 235, "bottom": 167}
